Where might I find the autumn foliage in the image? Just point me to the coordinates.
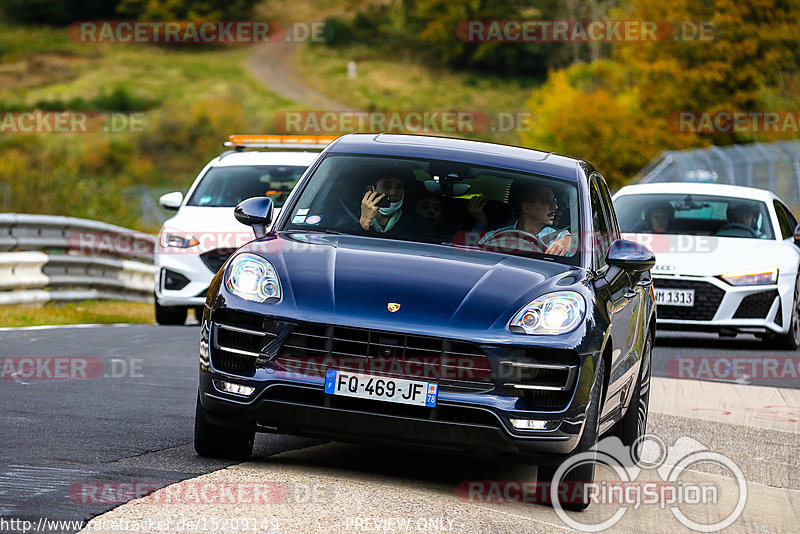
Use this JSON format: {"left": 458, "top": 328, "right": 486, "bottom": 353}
{"left": 519, "top": 0, "right": 800, "bottom": 186}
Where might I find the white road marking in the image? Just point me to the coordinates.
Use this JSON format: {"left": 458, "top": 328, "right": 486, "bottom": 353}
{"left": 0, "top": 323, "right": 136, "bottom": 332}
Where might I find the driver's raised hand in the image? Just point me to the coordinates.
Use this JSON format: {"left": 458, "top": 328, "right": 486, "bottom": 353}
{"left": 468, "top": 195, "right": 488, "bottom": 226}
{"left": 359, "top": 189, "right": 385, "bottom": 230}
{"left": 545, "top": 234, "right": 571, "bottom": 256}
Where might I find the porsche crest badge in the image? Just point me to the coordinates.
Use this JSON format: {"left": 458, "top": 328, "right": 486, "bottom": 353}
{"left": 387, "top": 303, "right": 401, "bottom": 313}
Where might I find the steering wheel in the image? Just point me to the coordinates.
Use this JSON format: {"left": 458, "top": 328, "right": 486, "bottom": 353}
{"left": 480, "top": 229, "right": 544, "bottom": 254}
{"left": 716, "top": 223, "right": 759, "bottom": 237}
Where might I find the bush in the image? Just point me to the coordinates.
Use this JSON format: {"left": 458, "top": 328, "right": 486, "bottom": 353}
{"left": 0, "top": 86, "right": 157, "bottom": 113}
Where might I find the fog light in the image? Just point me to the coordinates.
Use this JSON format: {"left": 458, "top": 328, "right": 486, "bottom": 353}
{"left": 510, "top": 418, "right": 557, "bottom": 430}
{"left": 214, "top": 380, "right": 255, "bottom": 397}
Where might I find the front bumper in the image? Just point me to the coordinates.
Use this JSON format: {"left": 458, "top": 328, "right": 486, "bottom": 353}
{"left": 197, "top": 307, "right": 599, "bottom": 460}
{"left": 155, "top": 249, "right": 234, "bottom": 307}
{"left": 653, "top": 274, "right": 789, "bottom": 334}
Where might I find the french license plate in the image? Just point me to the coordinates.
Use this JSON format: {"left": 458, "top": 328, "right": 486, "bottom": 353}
{"left": 324, "top": 369, "right": 438, "bottom": 407}
{"left": 655, "top": 288, "right": 695, "bottom": 307}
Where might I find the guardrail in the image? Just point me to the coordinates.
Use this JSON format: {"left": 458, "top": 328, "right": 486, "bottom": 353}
{"left": 0, "top": 214, "right": 157, "bottom": 305}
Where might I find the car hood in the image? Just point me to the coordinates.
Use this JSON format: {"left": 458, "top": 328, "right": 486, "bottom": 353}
{"left": 623, "top": 232, "right": 795, "bottom": 276}
{"left": 235, "top": 232, "right": 583, "bottom": 336}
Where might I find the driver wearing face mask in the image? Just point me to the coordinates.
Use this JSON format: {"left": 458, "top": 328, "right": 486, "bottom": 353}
{"left": 358, "top": 166, "right": 417, "bottom": 233}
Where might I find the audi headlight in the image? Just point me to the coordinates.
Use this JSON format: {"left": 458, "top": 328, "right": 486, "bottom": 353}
{"left": 720, "top": 268, "right": 778, "bottom": 286}
{"left": 160, "top": 230, "right": 199, "bottom": 249}
{"left": 225, "top": 253, "right": 281, "bottom": 302}
{"left": 509, "top": 291, "right": 585, "bottom": 335}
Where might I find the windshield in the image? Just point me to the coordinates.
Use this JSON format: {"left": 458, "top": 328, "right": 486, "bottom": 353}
{"left": 615, "top": 193, "right": 774, "bottom": 239}
{"left": 281, "top": 154, "right": 581, "bottom": 264}
{"left": 187, "top": 165, "right": 307, "bottom": 208}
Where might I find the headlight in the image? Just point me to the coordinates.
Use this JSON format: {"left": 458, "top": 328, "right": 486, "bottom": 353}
{"left": 160, "top": 230, "right": 199, "bottom": 249}
{"left": 720, "top": 268, "right": 778, "bottom": 286}
{"left": 225, "top": 253, "right": 281, "bottom": 302}
{"left": 509, "top": 291, "right": 585, "bottom": 335}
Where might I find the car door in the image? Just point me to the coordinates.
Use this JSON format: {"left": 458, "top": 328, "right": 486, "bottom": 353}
{"left": 598, "top": 177, "right": 647, "bottom": 358}
{"left": 589, "top": 175, "right": 637, "bottom": 428}
{"left": 774, "top": 199, "right": 798, "bottom": 242}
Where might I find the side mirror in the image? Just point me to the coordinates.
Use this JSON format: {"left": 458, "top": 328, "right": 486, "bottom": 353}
{"left": 158, "top": 191, "right": 183, "bottom": 210}
{"left": 794, "top": 224, "right": 800, "bottom": 247}
{"left": 234, "top": 197, "right": 274, "bottom": 238}
{"left": 606, "top": 239, "right": 656, "bottom": 273}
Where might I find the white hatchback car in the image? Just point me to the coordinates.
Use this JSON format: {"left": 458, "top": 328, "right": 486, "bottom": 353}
{"left": 613, "top": 182, "right": 800, "bottom": 348}
{"left": 154, "top": 135, "right": 332, "bottom": 325}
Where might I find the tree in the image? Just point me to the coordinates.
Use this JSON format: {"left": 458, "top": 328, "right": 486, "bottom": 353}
{"left": 116, "top": 0, "right": 254, "bottom": 22}
{"left": 615, "top": 0, "right": 800, "bottom": 127}
{"left": 519, "top": 62, "right": 702, "bottom": 188}
{"left": 1, "top": 0, "right": 121, "bottom": 24}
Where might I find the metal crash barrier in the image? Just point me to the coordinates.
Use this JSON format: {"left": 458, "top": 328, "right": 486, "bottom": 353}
{"left": 0, "top": 214, "right": 156, "bottom": 304}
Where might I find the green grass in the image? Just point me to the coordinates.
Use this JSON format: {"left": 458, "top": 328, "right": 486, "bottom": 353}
{"left": 0, "top": 300, "right": 157, "bottom": 327}
{"left": 0, "top": 24, "right": 87, "bottom": 60}
{"left": 0, "top": 24, "right": 294, "bottom": 122}
{"left": 0, "top": 23, "right": 299, "bottom": 229}
{"left": 297, "top": 43, "right": 539, "bottom": 145}
{"left": 0, "top": 17, "right": 543, "bottom": 231}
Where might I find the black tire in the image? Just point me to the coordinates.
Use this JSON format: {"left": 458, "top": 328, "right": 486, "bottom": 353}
{"left": 537, "top": 357, "right": 605, "bottom": 511}
{"left": 155, "top": 301, "right": 187, "bottom": 325}
{"left": 194, "top": 395, "right": 254, "bottom": 460}
{"left": 613, "top": 334, "right": 652, "bottom": 463}
{"left": 771, "top": 276, "right": 800, "bottom": 350}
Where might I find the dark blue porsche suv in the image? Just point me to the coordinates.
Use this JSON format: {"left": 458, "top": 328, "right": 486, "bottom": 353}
{"left": 194, "top": 133, "right": 656, "bottom": 508}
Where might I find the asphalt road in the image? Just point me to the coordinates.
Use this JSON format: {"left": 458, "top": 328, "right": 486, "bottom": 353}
{"left": 0, "top": 324, "right": 319, "bottom": 533}
{"left": 0, "top": 324, "right": 797, "bottom": 533}
{"left": 654, "top": 330, "right": 800, "bottom": 389}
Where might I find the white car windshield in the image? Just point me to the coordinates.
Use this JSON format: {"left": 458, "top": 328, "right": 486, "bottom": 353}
{"left": 187, "top": 165, "right": 307, "bottom": 208}
{"left": 615, "top": 193, "right": 775, "bottom": 239}
{"left": 281, "top": 154, "right": 582, "bottom": 264}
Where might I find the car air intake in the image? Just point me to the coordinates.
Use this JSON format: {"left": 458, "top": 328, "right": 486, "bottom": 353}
{"left": 209, "top": 309, "right": 279, "bottom": 376}
{"left": 200, "top": 248, "right": 237, "bottom": 274}
{"left": 162, "top": 268, "right": 190, "bottom": 290}
{"left": 733, "top": 290, "right": 779, "bottom": 319}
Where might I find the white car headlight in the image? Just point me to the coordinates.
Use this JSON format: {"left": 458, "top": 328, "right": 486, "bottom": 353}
{"left": 225, "top": 253, "right": 281, "bottom": 302}
{"left": 720, "top": 268, "right": 778, "bottom": 286}
{"left": 509, "top": 291, "right": 586, "bottom": 335}
{"left": 160, "top": 230, "right": 199, "bottom": 249}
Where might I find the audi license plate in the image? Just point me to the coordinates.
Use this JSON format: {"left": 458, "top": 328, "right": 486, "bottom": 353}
{"left": 324, "top": 369, "right": 438, "bottom": 407}
{"left": 655, "top": 288, "right": 695, "bottom": 307}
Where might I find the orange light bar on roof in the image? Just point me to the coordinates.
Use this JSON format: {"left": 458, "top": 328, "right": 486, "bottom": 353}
{"left": 225, "top": 134, "right": 338, "bottom": 147}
